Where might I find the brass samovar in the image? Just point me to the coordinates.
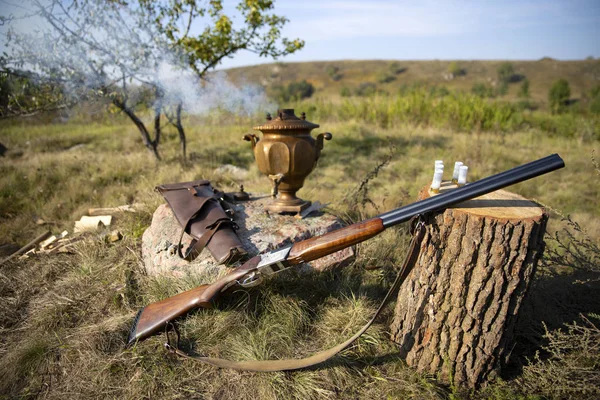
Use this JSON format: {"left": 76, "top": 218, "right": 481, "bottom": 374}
{"left": 244, "top": 109, "right": 332, "bottom": 213}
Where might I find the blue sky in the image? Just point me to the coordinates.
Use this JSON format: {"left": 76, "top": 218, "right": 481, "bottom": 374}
{"left": 1, "top": 0, "right": 598, "bottom": 69}
{"left": 218, "top": 0, "right": 600, "bottom": 68}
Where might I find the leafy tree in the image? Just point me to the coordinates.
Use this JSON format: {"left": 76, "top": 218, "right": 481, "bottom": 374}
{"left": 519, "top": 78, "right": 530, "bottom": 98}
{"left": 549, "top": 79, "right": 571, "bottom": 114}
{"left": 140, "top": 0, "right": 303, "bottom": 81}
{"left": 497, "top": 62, "right": 515, "bottom": 84}
{"left": 3, "top": 0, "right": 303, "bottom": 160}
{"left": 0, "top": 71, "right": 66, "bottom": 117}
{"left": 275, "top": 80, "right": 314, "bottom": 102}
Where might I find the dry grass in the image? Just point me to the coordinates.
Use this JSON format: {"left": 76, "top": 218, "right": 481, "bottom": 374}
{"left": 0, "top": 94, "right": 599, "bottom": 399}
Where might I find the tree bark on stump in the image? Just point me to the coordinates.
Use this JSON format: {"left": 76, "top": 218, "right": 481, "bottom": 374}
{"left": 390, "top": 182, "right": 548, "bottom": 388}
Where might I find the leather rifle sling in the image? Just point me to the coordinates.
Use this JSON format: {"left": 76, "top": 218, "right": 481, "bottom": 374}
{"left": 164, "top": 220, "right": 426, "bottom": 372}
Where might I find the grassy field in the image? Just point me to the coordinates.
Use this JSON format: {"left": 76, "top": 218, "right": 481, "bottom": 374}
{"left": 225, "top": 59, "right": 600, "bottom": 108}
{"left": 1, "top": 62, "right": 599, "bottom": 399}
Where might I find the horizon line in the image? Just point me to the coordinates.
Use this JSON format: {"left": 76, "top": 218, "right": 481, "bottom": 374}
{"left": 219, "top": 56, "right": 597, "bottom": 70}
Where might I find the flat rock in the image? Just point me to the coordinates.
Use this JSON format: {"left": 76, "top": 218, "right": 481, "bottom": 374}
{"left": 141, "top": 195, "right": 354, "bottom": 278}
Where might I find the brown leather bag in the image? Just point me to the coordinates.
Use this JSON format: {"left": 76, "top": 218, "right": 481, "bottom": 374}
{"left": 156, "top": 180, "right": 247, "bottom": 265}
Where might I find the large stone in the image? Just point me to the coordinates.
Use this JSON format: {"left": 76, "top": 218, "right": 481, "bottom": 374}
{"left": 141, "top": 195, "right": 354, "bottom": 277}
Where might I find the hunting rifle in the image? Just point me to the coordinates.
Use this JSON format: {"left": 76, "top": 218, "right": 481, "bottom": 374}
{"left": 128, "top": 154, "right": 564, "bottom": 352}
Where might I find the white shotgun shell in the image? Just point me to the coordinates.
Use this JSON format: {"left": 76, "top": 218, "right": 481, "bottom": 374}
{"left": 458, "top": 165, "right": 469, "bottom": 186}
{"left": 431, "top": 168, "right": 443, "bottom": 192}
{"left": 435, "top": 161, "right": 444, "bottom": 177}
{"left": 452, "top": 161, "right": 463, "bottom": 182}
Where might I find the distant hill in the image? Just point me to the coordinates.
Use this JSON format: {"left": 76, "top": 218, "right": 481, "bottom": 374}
{"left": 224, "top": 59, "right": 600, "bottom": 106}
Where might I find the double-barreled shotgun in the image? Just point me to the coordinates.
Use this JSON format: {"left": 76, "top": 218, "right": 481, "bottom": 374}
{"left": 128, "top": 154, "right": 565, "bottom": 346}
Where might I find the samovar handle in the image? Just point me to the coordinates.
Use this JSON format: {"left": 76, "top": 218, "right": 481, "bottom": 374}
{"left": 315, "top": 132, "right": 332, "bottom": 159}
{"left": 243, "top": 134, "right": 260, "bottom": 150}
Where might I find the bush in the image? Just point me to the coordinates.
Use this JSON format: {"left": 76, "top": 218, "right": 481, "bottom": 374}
{"left": 497, "top": 62, "right": 515, "bottom": 84}
{"left": 496, "top": 82, "right": 509, "bottom": 97}
{"left": 340, "top": 87, "right": 351, "bottom": 97}
{"left": 376, "top": 72, "right": 395, "bottom": 84}
{"left": 521, "top": 316, "right": 600, "bottom": 399}
{"left": 389, "top": 62, "right": 406, "bottom": 75}
{"left": 588, "top": 85, "right": 600, "bottom": 114}
{"left": 275, "top": 80, "right": 315, "bottom": 102}
{"left": 398, "top": 82, "right": 426, "bottom": 96}
{"left": 515, "top": 99, "right": 537, "bottom": 111}
{"left": 430, "top": 86, "right": 450, "bottom": 97}
{"left": 288, "top": 86, "right": 599, "bottom": 137}
{"left": 326, "top": 65, "right": 342, "bottom": 81}
{"left": 447, "top": 61, "right": 465, "bottom": 77}
{"left": 472, "top": 82, "right": 495, "bottom": 98}
{"left": 549, "top": 78, "right": 571, "bottom": 114}
{"left": 519, "top": 78, "right": 530, "bottom": 98}
{"left": 590, "top": 95, "right": 600, "bottom": 115}
{"left": 354, "top": 83, "right": 378, "bottom": 97}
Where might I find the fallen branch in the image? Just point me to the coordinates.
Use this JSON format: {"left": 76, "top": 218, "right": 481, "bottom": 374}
{"left": 0, "top": 230, "right": 52, "bottom": 265}
{"left": 88, "top": 204, "right": 142, "bottom": 216}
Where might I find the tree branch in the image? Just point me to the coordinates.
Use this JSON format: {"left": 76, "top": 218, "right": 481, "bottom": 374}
{"left": 112, "top": 97, "right": 160, "bottom": 160}
{"left": 196, "top": 27, "right": 258, "bottom": 79}
{"left": 181, "top": 3, "right": 196, "bottom": 40}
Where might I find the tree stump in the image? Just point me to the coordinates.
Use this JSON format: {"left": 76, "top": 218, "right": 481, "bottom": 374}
{"left": 390, "top": 182, "right": 548, "bottom": 388}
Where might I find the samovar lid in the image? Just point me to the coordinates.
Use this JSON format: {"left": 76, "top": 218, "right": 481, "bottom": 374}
{"left": 253, "top": 109, "right": 319, "bottom": 132}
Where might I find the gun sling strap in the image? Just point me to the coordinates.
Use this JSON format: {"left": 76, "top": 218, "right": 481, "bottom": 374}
{"left": 164, "top": 220, "right": 426, "bottom": 372}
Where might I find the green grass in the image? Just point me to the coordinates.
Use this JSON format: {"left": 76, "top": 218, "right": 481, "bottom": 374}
{"left": 0, "top": 80, "right": 599, "bottom": 398}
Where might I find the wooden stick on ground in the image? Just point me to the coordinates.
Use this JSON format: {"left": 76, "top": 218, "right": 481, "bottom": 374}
{"left": 88, "top": 204, "right": 142, "bottom": 216}
{"left": 0, "top": 230, "right": 52, "bottom": 266}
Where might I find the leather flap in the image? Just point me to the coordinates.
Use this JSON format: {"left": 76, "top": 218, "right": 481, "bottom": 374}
{"left": 156, "top": 179, "right": 210, "bottom": 192}
{"left": 156, "top": 179, "right": 247, "bottom": 265}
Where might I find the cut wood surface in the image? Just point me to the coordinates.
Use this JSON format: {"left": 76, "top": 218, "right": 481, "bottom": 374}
{"left": 390, "top": 182, "right": 548, "bottom": 389}
{"left": 74, "top": 215, "right": 112, "bottom": 232}
{"left": 432, "top": 181, "right": 544, "bottom": 220}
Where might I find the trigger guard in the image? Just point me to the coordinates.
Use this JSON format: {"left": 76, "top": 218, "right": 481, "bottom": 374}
{"left": 238, "top": 271, "right": 263, "bottom": 288}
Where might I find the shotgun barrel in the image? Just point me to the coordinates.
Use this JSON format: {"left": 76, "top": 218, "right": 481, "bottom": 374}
{"left": 379, "top": 153, "right": 564, "bottom": 227}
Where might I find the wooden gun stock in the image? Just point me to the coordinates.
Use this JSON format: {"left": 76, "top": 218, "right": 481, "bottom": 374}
{"left": 128, "top": 256, "right": 261, "bottom": 345}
